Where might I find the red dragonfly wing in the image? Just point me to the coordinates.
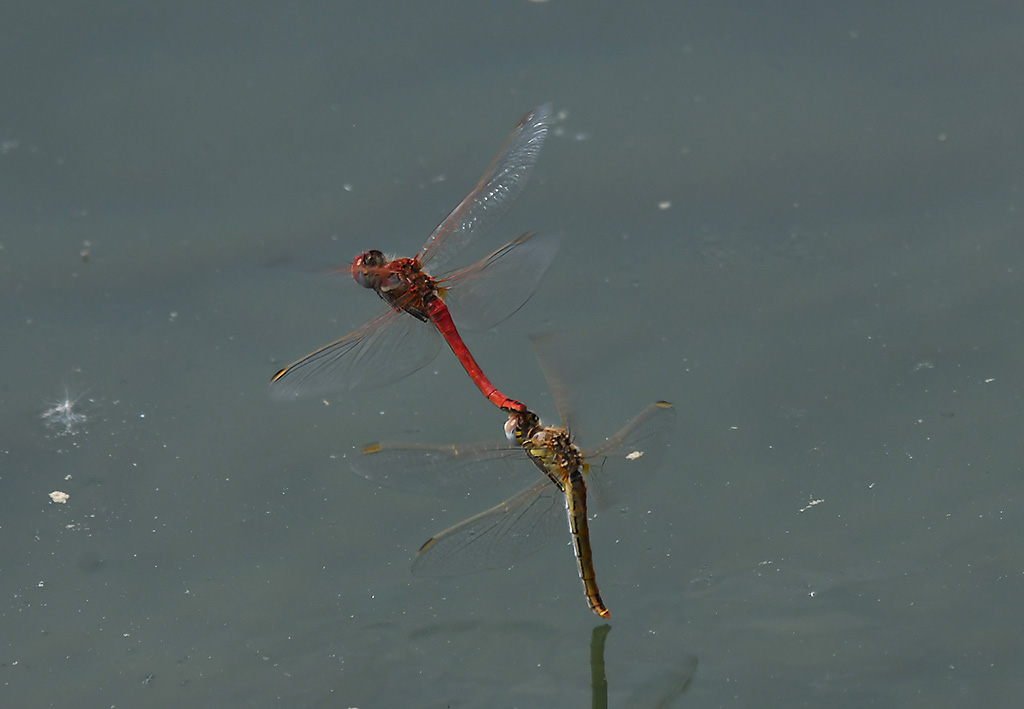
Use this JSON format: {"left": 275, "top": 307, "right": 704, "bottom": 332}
{"left": 268, "top": 307, "right": 442, "bottom": 401}
{"left": 440, "top": 230, "right": 560, "bottom": 332}
{"left": 416, "top": 103, "right": 552, "bottom": 271}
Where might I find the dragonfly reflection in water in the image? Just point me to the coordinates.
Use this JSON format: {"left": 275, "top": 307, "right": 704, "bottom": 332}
{"left": 352, "top": 399, "right": 675, "bottom": 618}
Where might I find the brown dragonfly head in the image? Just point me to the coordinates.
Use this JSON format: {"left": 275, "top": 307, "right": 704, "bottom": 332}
{"left": 351, "top": 249, "right": 389, "bottom": 290}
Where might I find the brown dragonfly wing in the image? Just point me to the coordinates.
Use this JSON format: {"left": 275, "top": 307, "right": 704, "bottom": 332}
{"left": 582, "top": 401, "right": 677, "bottom": 510}
{"left": 412, "top": 476, "right": 566, "bottom": 577}
{"left": 351, "top": 440, "right": 530, "bottom": 496}
{"left": 526, "top": 331, "right": 578, "bottom": 432}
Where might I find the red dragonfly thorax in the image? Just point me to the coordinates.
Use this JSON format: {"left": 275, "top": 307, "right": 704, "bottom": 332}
{"left": 350, "top": 250, "right": 440, "bottom": 323}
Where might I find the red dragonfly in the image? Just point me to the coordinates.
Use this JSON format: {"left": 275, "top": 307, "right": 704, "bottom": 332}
{"left": 270, "top": 104, "right": 555, "bottom": 411}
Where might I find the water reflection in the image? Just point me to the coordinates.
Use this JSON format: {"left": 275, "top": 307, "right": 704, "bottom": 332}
{"left": 590, "top": 623, "right": 702, "bottom": 708}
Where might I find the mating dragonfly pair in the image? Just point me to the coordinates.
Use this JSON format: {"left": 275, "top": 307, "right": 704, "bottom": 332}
{"left": 270, "top": 104, "right": 674, "bottom": 618}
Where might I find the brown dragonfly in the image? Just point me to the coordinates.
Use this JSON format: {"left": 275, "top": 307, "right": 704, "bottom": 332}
{"left": 353, "top": 397, "right": 675, "bottom": 618}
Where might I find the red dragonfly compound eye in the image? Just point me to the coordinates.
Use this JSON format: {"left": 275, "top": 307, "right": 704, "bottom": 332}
{"left": 350, "top": 250, "right": 387, "bottom": 289}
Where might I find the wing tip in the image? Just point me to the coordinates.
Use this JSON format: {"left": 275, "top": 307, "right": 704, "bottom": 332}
{"left": 267, "top": 378, "right": 300, "bottom": 402}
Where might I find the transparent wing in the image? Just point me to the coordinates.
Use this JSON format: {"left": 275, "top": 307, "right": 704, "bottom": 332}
{"left": 268, "top": 308, "right": 442, "bottom": 400}
{"left": 441, "top": 230, "right": 560, "bottom": 331}
{"left": 527, "top": 331, "right": 577, "bottom": 432}
{"left": 412, "top": 477, "right": 567, "bottom": 577}
{"left": 351, "top": 440, "right": 532, "bottom": 496}
{"left": 417, "top": 103, "right": 552, "bottom": 271}
{"left": 582, "top": 401, "right": 677, "bottom": 509}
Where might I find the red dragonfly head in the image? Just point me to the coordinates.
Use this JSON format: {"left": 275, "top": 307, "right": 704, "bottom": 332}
{"left": 351, "top": 249, "right": 389, "bottom": 289}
